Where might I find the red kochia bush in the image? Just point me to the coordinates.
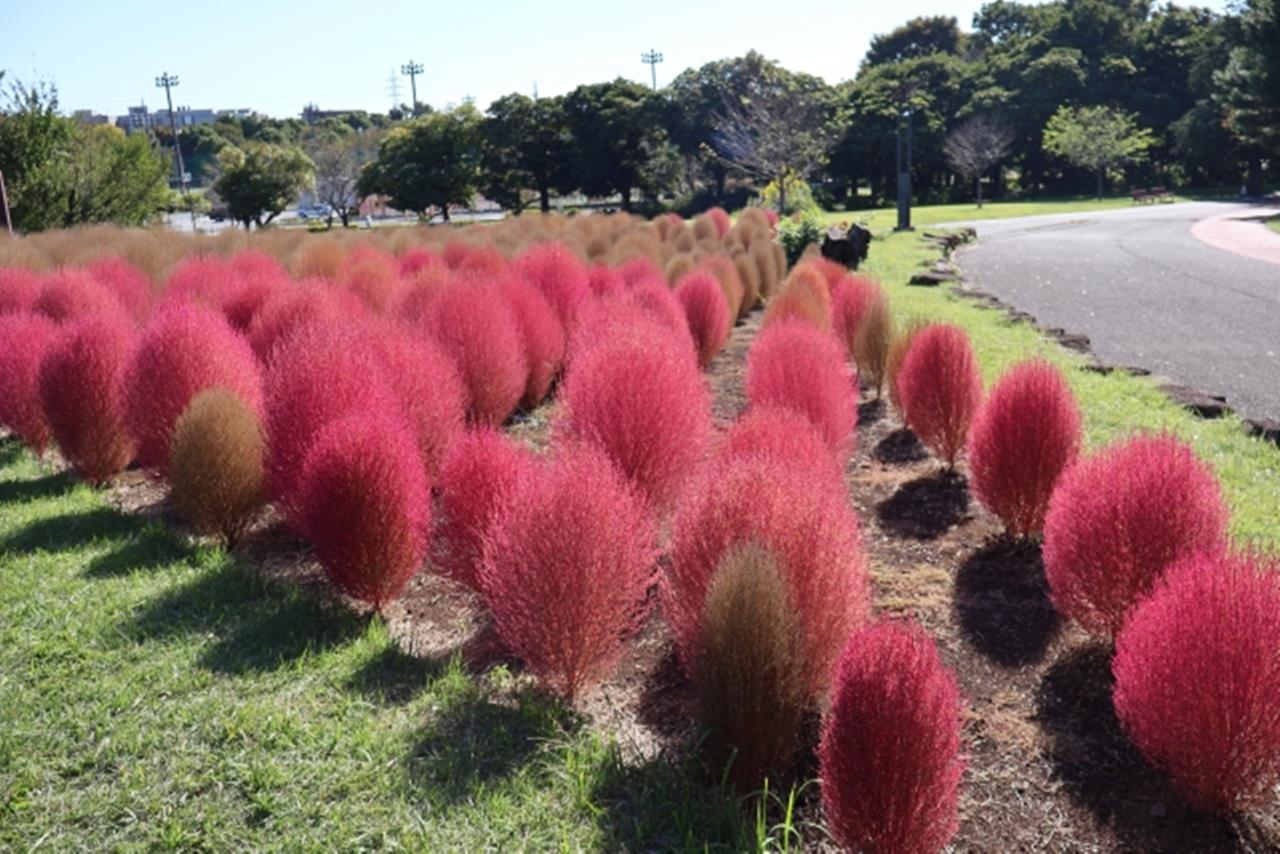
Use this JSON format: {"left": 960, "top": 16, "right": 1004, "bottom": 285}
{"left": 502, "top": 278, "right": 566, "bottom": 409}
{"left": 422, "top": 280, "right": 528, "bottom": 426}
{"left": 35, "top": 268, "right": 127, "bottom": 324}
{"left": 830, "top": 274, "right": 882, "bottom": 360}
{"left": 247, "top": 282, "right": 359, "bottom": 360}
{"left": 896, "top": 323, "right": 983, "bottom": 467}
{"left": 668, "top": 457, "right": 870, "bottom": 698}
{"left": 298, "top": 411, "right": 429, "bottom": 609}
{"left": 705, "top": 206, "right": 732, "bottom": 238}
{"left": 432, "top": 428, "right": 535, "bottom": 591}
{"left": 0, "top": 267, "right": 41, "bottom": 315}
{"left": 480, "top": 444, "right": 657, "bottom": 701}
{"left": 617, "top": 257, "right": 664, "bottom": 288}
{"left": 586, "top": 265, "right": 624, "bottom": 298}
{"left": 626, "top": 276, "right": 694, "bottom": 349}
{"left": 123, "top": 304, "right": 263, "bottom": 471}
{"left": 967, "top": 360, "right": 1082, "bottom": 537}
{"left": 745, "top": 318, "right": 857, "bottom": 458}
{"left": 0, "top": 313, "right": 57, "bottom": 452}
{"left": 373, "top": 329, "right": 467, "bottom": 477}
{"left": 718, "top": 406, "right": 844, "bottom": 486}
{"left": 1114, "top": 551, "right": 1280, "bottom": 814}
{"left": 86, "top": 257, "right": 152, "bottom": 322}
{"left": 1043, "top": 434, "right": 1228, "bottom": 636}
{"left": 513, "top": 242, "right": 591, "bottom": 331}
{"left": 557, "top": 333, "right": 713, "bottom": 510}
{"left": 38, "top": 315, "right": 137, "bottom": 483}
{"left": 676, "top": 271, "right": 731, "bottom": 368}
{"left": 163, "top": 255, "right": 235, "bottom": 308}
{"left": 820, "top": 621, "right": 965, "bottom": 854}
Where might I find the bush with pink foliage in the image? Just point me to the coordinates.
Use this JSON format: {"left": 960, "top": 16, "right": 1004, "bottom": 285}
{"left": 373, "top": 329, "right": 467, "bottom": 476}
{"left": 895, "top": 323, "right": 983, "bottom": 467}
{"left": 830, "top": 274, "right": 882, "bottom": 360}
{"left": 820, "top": 620, "right": 966, "bottom": 854}
{"left": 667, "top": 456, "right": 870, "bottom": 698}
{"left": 718, "top": 406, "right": 844, "bottom": 485}
{"left": 502, "top": 278, "right": 565, "bottom": 409}
{"left": 705, "top": 206, "right": 732, "bottom": 238}
{"left": 38, "top": 315, "right": 137, "bottom": 483}
{"left": 625, "top": 276, "right": 694, "bottom": 349}
{"left": 0, "top": 268, "right": 41, "bottom": 315}
{"left": 0, "top": 313, "right": 58, "bottom": 452}
{"left": 480, "top": 444, "right": 657, "bottom": 701}
{"left": 676, "top": 270, "right": 731, "bottom": 368}
{"left": 298, "top": 411, "right": 429, "bottom": 609}
{"left": 1043, "top": 433, "right": 1228, "bottom": 636}
{"left": 123, "top": 304, "right": 263, "bottom": 471}
{"left": 745, "top": 318, "right": 857, "bottom": 457}
{"left": 86, "top": 257, "right": 152, "bottom": 322}
{"left": 35, "top": 269, "right": 128, "bottom": 325}
{"left": 586, "top": 265, "right": 624, "bottom": 298}
{"left": 247, "top": 283, "right": 361, "bottom": 361}
{"left": 967, "top": 360, "right": 1082, "bottom": 537}
{"left": 617, "top": 257, "right": 664, "bottom": 288}
{"left": 513, "top": 242, "right": 590, "bottom": 330}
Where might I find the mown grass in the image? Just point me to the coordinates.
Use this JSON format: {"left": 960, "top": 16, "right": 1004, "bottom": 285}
{"left": 862, "top": 230, "right": 1280, "bottom": 547}
{"left": 820, "top": 194, "right": 1177, "bottom": 230}
{"left": 1267, "top": 215, "right": 1280, "bottom": 235}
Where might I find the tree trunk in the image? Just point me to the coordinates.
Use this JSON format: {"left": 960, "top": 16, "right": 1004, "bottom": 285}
{"left": 539, "top": 182, "right": 551, "bottom": 214}
{"left": 620, "top": 185, "right": 632, "bottom": 212}
{"left": 339, "top": 209, "right": 350, "bottom": 228}
{"left": 1096, "top": 169, "right": 1104, "bottom": 201}
{"left": 441, "top": 205, "right": 451, "bottom": 222}
{"left": 777, "top": 177, "right": 788, "bottom": 218}
{"left": 975, "top": 175, "right": 984, "bottom": 209}
{"left": 1246, "top": 153, "right": 1264, "bottom": 197}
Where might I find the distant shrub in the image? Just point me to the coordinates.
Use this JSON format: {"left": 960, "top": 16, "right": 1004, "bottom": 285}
{"left": 432, "top": 428, "right": 535, "bottom": 591}
{"left": 123, "top": 304, "right": 263, "bottom": 471}
{"left": 895, "top": 323, "right": 983, "bottom": 467}
{"left": 221, "top": 275, "right": 285, "bottom": 334}
{"left": 298, "top": 411, "right": 430, "bottom": 609}
{"left": 731, "top": 252, "right": 761, "bottom": 315}
{"left": 853, "top": 292, "right": 893, "bottom": 396}
{"left": 502, "top": 278, "right": 566, "bottom": 409}
{"left": 775, "top": 214, "right": 823, "bottom": 265}
{"left": 0, "top": 313, "right": 57, "bottom": 452}
{"left": 676, "top": 271, "right": 731, "bottom": 368}
{"left": 968, "top": 360, "right": 1082, "bottom": 537}
{"left": 557, "top": 333, "right": 713, "bottom": 511}
{"left": 819, "top": 621, "right": 965, "bottom": 854}
{"left": 718, "top": 406, "right": 844, "bottom": 485}
{"left": 0, "top": 267, "right": 41, "bottom": 315}
{"left": 1043, "top": 434, "right": 1228, "bottom": 636}
{"left": 86, "top": 257, "right": 152, "bottom": 322}
{"left": 1114, "top": 551, "right": 1280, "bottom": 814}
{"left": 480, "top": 444, "right": 657, "bottom": 701}
{"left": 374, "top": 329, "right": 468, "bottom": 477}
{"left": 617, "top": 257, "right": 664, "bottom": 288}
{"left": 35, "top": 268, "right": 127, "bottom": 324}
{"left": 763, "top": 264, "right": 832, "bottom": 332}
{"left": 705, "top": 207, "right": 732, "bottom": 239}
{"left": 422, "top": 280, "right": 528, "bottom": 426}
{"left": 693, "top": 541, "right": 807, "bottom": 789}
{"left": 668, "top": 457, "right": 870, "bottom": 698}
{"left": 665, "top": 252, "right": 697, "bottom": 286}
{"left": 697, "top": 255, "right": 745, "bottom": 321}
{"left": 750, "top": 240, "right": 781, "bottom": 299}
{"left": 513, "top": 242, "right": 590, "bottom": 331}
{"left": 169, "top": 389, "right": 266, "bottom": 544}
{"left": 830, "top": 274, "right": 880, "bottom": 360}
{"left": 38, "top": 315, "right": 136, "bottom": 483}
{"left": 293, "top": 239, "right": 346, "bottom": 281}
{"left": 745, "top": 318, "right": 857, "bottom": 458}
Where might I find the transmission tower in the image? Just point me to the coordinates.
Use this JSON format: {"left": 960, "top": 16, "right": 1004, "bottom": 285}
{"left": 641, "top": 49, "right": 664, "bottom": 90}
{"left": 387, "top": 69, "right": 402, "bottom": 110}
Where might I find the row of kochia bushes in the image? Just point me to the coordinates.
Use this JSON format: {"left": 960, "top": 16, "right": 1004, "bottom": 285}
{"left": 0, "top": 210, "right": 1276, "bottom": 850}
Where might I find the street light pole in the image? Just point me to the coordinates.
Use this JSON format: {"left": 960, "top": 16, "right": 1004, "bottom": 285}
{"left": 895, "top": 107, "right": 914, "bottom": 232}
{"left": 155, "top": 72, "right": 196, "bottom": 231}
{"left": 640, "top": 49, "right": 664, "bottom": 91}
{"left": 401, "top": 61, "right": 423, "bottom": 114}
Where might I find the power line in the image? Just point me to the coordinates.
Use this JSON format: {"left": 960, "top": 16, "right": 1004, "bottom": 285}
{"left": 640, "top": 49, "right": 663, "bottom": 90}
{"left": 401, "top": 60, "right": 423, "bottom": 115}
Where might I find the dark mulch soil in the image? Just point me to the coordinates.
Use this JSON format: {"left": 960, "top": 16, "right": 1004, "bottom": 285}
{"left": 94, "top": 308, "right": 1280, "bottom": 852}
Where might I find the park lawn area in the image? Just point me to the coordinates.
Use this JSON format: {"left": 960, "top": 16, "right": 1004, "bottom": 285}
{"left": 1268, "top": 215, "right": 1280, "bottom": 235}
{"left": 819, "top": 194, "right": 1172, "bottom": 230}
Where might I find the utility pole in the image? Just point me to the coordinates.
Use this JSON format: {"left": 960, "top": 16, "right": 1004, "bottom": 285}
{"left": 155, "top": 72, "right": 196, "bottom": 231}
{"left": 0, "top": 170, "right": 12, "bottom": 236}
{"left": 640, "top": 49, "right": 663, "bottom": 90}
{"left": 401, "top": 61, "right": 423, "bottom": 115}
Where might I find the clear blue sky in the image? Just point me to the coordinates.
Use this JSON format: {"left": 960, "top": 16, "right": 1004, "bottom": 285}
{"left": 3, "top": 0, "right": 1229, "bottom": 119}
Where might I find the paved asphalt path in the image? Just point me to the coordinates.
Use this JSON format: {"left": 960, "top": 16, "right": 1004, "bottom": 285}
{"left": 953, "top": 202, "right": 1280, "bottom": 423}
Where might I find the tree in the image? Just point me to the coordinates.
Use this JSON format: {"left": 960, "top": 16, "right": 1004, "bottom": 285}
{"left": 1215, "top": 0, "right": 1280, "bottom": 168}
{"left": 359, "top": 105, "right": 482, "bottom": 221}
{"left": 864, "top": 16, "right": 964, "bottom": 67}
{"left": 212, "top": 142, "right": 314, "bottom": 230}
{"left": 481, "top": 93, "right": 572, "bottom": 214}
{"left": 944, "top": 114, "right": 1015, "bottom": 206}
{"left": 306, "top": 130, "right": 381, "bottom": 227}
{"left": 1043, "top": 105, "right": 1155, "bottom": 198}
{"left": 562, "top": 79, "right": 670, "bottom": 211}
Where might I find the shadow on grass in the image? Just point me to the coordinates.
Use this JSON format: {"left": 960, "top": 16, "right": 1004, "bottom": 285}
{"left": 875, "top": 469, "right": 970, "bottom": 540}
{"left": 1034, "top": 644, "right": 1264, "bottom": 852}
{"left": 127, "top": 559, "right": 365, "bottom": 675}
{"left": 872, "top": 427, "right": 929, "bottom": 464}
{"left": 85, "top": 522, "right": 197, "bottom": 577}
{"left": 0, "top": 436, "right": 27, "bottom": 467}
{"left": 346, "top": 644, "right": 450, "bottom": 705}
{"left": 0, "top": 469, "right": 79, "bottom": 505}
{"left": 954, "top": 538, "right": 1060, "bottom": 667}
{"left": 1, "top": 506, "right": 141, "bottom": 554}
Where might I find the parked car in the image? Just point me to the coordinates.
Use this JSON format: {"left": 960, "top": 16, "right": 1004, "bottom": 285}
{"left": 297, "top": 204, "right": 333, "bottom": 220}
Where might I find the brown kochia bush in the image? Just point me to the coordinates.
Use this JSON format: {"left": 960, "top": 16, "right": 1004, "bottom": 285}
{"left": 886, "top": 316, "right": 929, "bottom": 418}
{"left": 694, "top": 541, "right": 807, "bottom": 789}
{"left": 168, "top": 389, "right": 267, "bottom": 545}
{"left": 853, "top": 292, "right": 893, "bottom": 396}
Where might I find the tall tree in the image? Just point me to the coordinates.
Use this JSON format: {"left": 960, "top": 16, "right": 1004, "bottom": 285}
{"left": 944, "top": 114, "right": 1015, "bottom": 206}
{"left": 1043, "top": 105, "right": 1155, "bottom": 198}
{"left": 562, "top": 79, "right": 669, "bottom": 211}
{"left": 1215, "top": 0, "right": 1280, "bottom": 165}
{"left": 359, "top": 105, "right": 482, "bottom": 220}
{"left": 212, "top": 142, "right": 314, "bottom": 229}
{"left": 480, "top": 93, "right": 572, "bottom": 214}
{"left": 306, "top": 129, "right": 381, "bottom": 227}
{"left": 864, "top": 16, "right": 965, "bottom": 66}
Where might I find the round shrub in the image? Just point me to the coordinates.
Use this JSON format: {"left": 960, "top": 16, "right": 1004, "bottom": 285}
{"left": 432, "top": 428, "right": 535, "bottom": 591}
{"left": 587, "top": 264, "right": 624, "bottom": 298}
{"left": 372, "top": 328, "right": 467, "bottom": 477}
{"left": 830, "top": 274, "right": 881, "bottom": 361}
{"left": 169, "top": 389, "right": 266, "bottom": 544}
{"left": 718, "top": 406, "right": 844, "bottom": 486}
{"left": 853, "top": 291, "right": 893, "bottom": 396}
{"left": 1113, "top": 551, "right": 1280, "bottom": 814}
{"left": 0, "top": 267, "right": 41, "bottom": 315}
{"left": 0, "top": 313, "right": 58, "bottom": 453}
{"left": 35, "top": 268, "right": 127, "bottom": 324}
{"left": 896, "top": 323, "right": 983, "bottom": 467}
{"left": 342, "top": 246, "right": 402, "bottom": 314}
{"left": 668, "top": 456, "right": 870, "bottom": 698}
{"left": 764, "top": 264, "right": 832, "bottom": 332}
{"left": 163, "top": 255, "right": 235, "bottom": 308}
{"left": 247, "top": 283, "right": 359, "bottom": 361}
{"left": 819, "top": 621, "right": 966, "bottom": 854}
{"left": 745, "top": 318, "right": 857, "bottom": 458}
{"left": 697, "top": 255, "right": 745, "bottom": 321}
{"left": 513, "top": 242, "right": 591, "bottom": 331}
{"left": 38, "top": 315, "right": 137, "bottom": 483}
{"left": 967, "top": 360, "right": 1082, "bottom": 538}
{"left": 705, "top": 207, "right": 732, "bottom": 238}
{"left": 694, "top": 541, "right": 807, "bottom": 789}
{"left": 625, "top": 276, "right": 694, "bottom": 349}
{"left": 502, "top": 278, "right": 566, "bottom": 410}
{"left": 86, "top": 256, "right": 152, "bottom": 323}
{"left": 298, "top": 411, "right": 430, "bottom": 609}
{"left": 617, "top": 257, "right": 664, "bottom": 288}
{"left": 676, "top": 271, "right": 731, "bottom": 368}
{"left": 556, "top": 333, "right": 713, "bottom": 511}
{"left": 886, "top": 316, "right": 929, "bottom": 417}
{"left": 421, "top": 279, "right": 528, "bottom": 426}
{"left": 1043, "top": 434, "right": 1228, "bottom": 636}
{"left": 124, "top": 304, "right": 263, "bottom": 471}
{"left": 480, "top": 444, "right": 657, "bottom": 701}
{"left": 222, "top": 275, "right": 286, "bottom": 334}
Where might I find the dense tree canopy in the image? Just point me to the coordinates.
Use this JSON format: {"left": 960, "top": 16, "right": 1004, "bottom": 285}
{"left": 212, "top": 142, "right": 314, "bottom": 230}
{"left": 358, "top": 105, "right": 483, "bottom": 220}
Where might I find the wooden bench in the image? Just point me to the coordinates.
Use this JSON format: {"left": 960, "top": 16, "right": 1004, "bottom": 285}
{"left": 1131, "top": 188, "right": 1152, "bottom": 204}
{"left": 1149, "top": 186, "right": 1175, "bottom": 203}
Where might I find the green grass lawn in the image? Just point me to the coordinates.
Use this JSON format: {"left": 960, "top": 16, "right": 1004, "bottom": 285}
{"left": 819, "top": 194, "right": 1177, "bottom": 230}
{"left": 1267, "top": 215, "right": 1280, "bottom": 235}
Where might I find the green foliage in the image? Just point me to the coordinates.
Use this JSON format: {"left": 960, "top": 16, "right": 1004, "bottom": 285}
{"left": 212, "top": 142, "right": 314, "bottom": 229}
{"left": 359, "top": 105, "right": 482, "bottom": 220}
{"left": 1214, "top": 0, "right": 1280, "bottom": 156}
{"left": 776, "top": 212, "right": 824, "bottom": 266}
{"left": 480, "top": 94, "right": 572, "bottom": 214}
{"left": 562, "top": 79, "right": 673, "bottom": 211}
{"left": 864, "top": 15, "right": 964, "bottom": 67}
{"left": 1043, "top": 105, "right": 1155, "bottom": 197}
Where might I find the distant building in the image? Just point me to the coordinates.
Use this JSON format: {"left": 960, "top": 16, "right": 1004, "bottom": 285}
{"left": 115, "top": 105, "right": 253, "bottom": 133}
{"left": 301, "top": 104, "right": 362, "bottom": 124}
{"left": 72, "top": 110, "right": 111, "bottom": 126}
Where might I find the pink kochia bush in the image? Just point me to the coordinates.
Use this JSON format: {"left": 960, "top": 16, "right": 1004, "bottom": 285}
{"left": 373, "top": 329, "right": 467, "bottom": 477}
{"left": 0, "top": 267, "right": 41, "bottom": 315}
{"left": 556, "top": 333, "right": 713, "bottom": 511}
{"left": 422, "top": 280, "right": 528, "bottom": 426}
{"left": 829, "top": 274, "right": 881, "bottom": 359}
{"left": 502, "top": 278, "right": 566, "bottom": 409}
{"left": 35, "top": 268, "right": 127, "bottom": 325}
{"left": 0, "top": 313, "right": 58, "bottom": 452}
{"left": 1114, "top": 551, "right": 1280, "bottom": 814}
{"left": 745, "top": 318, "right": 857, "bottom": 458}
{"left": 718, "top": 406, "right": 844, "bottom": 486}
{"left": 820, "top": 621, "right": 966, "bottom": 854}
{"left": 895, "top": 323, "right": 983, "bottom": 467}
{"left": 298, "top": 411, "right": 429, "bottom": 609}
{"left": 967, "top": 360, "right": 1082, "bottom": 537}
{"left": 676, "top": 271, "right": 731, "bottom": 368}
{"left": 123, "top": 304, "right": 263, "bottom": 471}
{"left": 480, "top": 444, "right": 658, "bottom": 701}
{"left": 432, "top": 428, "right": 534, "bottom": 591}
{"left": 1042, "top": 434, "right": 1228, "bottom": 636}
{"left": 668, "top": 457, "right": 870, "bottom": 698}
{"left": 38, "top": 315, "right": 137, "bottom": 483}
{"left": 513, "top": 242, "right": 591, "bottom": 331}
{"left": 86, "top": 257, "right": 152, "bottom": 323}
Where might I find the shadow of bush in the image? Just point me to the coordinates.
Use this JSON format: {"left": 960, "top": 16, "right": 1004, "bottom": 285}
{"left": 954, "top": 538, "right": 1060, "bottom": 667}
{"left": 873, "top": 427, "right": 929, "bottom": 464}
{"left": 875, "top": 470, "right": 970, "bottom": 540}
{"left": 346, "top": 644, "right": 450, "bottom": 705}
{"left": 85, "top": 522, "right": 197, "bottom": 577}
{"left": 1, "top": 506, "right": 141, "bottom": 554}
{"left": 0, "top": 470, "right": 79, "bottom": 506}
